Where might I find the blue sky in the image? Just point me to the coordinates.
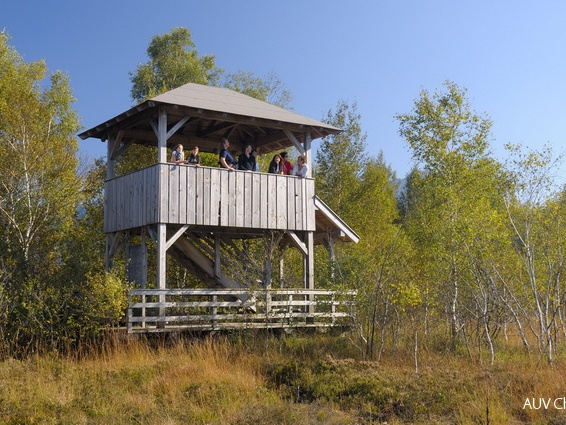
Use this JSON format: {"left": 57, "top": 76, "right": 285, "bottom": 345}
{"left": 3, "top": 0, "right": 566, "bottom": 179}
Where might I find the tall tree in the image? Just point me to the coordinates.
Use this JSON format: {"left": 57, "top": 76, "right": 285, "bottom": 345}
{"left": 315, "top": 99, "right": 368, "bottom": 217}
{"left": 130, "top": 27, "right": 222, "bottom": 103}
{"left": 222, "top": 70, "right": 293, "bottom": 108}
{"left": 130, "top": 27, "right": 293, "bottom": 108}
{"left": 397, "top": 81, "right": 507, "bottom": 354}
{"left": 503, "top": 143, "right": 566, "bottom": 365}
{"left": 0, "top": 32, "right": 88, "bottom": 353}
{"left": 346, "top": 156, "right": 416, "bottom": 360}
{"left": 0, "top": 31, "right": 81, "bottom": 281}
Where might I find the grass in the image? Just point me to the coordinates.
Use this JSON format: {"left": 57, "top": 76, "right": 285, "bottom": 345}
{"left": 1, "top": 331, "right": 566, "bottom": 424}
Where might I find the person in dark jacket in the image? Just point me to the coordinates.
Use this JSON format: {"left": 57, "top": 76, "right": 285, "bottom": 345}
{"left": 268, "top": 154, "right": 284, "bottom": 174}
{"left": 238, "top": 144, "right": 256, "bottom": 171}
{"left": 219, "top": 138, "right": 236, "bottom": 171}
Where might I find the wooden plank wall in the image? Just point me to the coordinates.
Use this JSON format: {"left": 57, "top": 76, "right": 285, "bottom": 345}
{"left": 105, "top": 164, "right": 315, "bottom": 233}
{"left": 105, "top": 165, "right": 159, "bottom": 233}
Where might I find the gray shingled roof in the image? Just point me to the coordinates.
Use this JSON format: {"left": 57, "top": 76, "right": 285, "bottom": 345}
{"left": 79, "top": 83, "right": 341, "bottom": 154}
{"left": 152, "top": 83, "right": 337, "bottom": 129}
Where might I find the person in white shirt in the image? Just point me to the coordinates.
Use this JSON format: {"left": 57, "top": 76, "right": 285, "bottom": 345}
{"left": 292, "top": 155, "right": 309, "bottom": 178}
{"left": 170, "top": 144, "right": 187, "bottom": 164}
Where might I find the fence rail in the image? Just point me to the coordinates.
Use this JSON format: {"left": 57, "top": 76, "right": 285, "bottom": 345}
{"left": 127, "top": 288, "right": 355, "bottom": 333}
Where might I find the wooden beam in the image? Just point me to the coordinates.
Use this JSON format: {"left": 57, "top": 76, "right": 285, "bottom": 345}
{"left": 165, "top": 224, "right": 190, "bottom": 251}
{"left": 157, "top": 109, "right": 168, "bottom": 163}
{"left": 284, "top": 130, "right": 306, "bottom": 155}
{"left": 304, "top": 132, "right": 312, "bottom": 178}
{"left": 109, "top": 130, "right": 124, "bottom": 160}
{"left": 150, "top": 118, "right": 158, "bottom": 137}
{"left": 288, "top": 231, "right": 308, "bottom": 256}
{"left": 106, "top": 233, "right": 121, "bottom": 270}
{"left": 166, "top": 116, "right": 191, "bottom": 140}
{"left": 107, "top": 135, "right": 116, "bottom": 180}
{"left": 157, "top": 223, "right": 167, "bottom": 289}
{"left": 198, "top": 121, "right": 237, "bottom": 138}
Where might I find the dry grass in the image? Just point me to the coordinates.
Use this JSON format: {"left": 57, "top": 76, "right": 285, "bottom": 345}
{"left": 1, "top": 332, "right": 566, "bottom": 424}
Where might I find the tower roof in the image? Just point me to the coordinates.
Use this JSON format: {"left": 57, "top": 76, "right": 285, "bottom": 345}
{"left": 78, "top": 83, "right": 341, "bottom": 154}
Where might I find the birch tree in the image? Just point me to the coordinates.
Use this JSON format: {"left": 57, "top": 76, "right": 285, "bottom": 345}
{"left": 397, "top": 81, "right": 507, "bottom": 354}
{"left": 503, "top": 144, "right": 566, "bottom": 365}
{"left": 0, "top": 32, "right": 84, "bottom": 353}
{"left": 0, "top": 31, "right": 81, "bottom": 282}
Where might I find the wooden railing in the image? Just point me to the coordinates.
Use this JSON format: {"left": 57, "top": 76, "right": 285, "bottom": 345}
{"left": 105, "top": 164, "right": 315, "bottom": 233}
{"left": 127, "top": 288, "right": 355, "bottom": 333}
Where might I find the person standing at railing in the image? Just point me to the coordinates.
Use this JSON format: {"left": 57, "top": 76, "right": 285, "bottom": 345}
{"left": 219, "top": 137, "right": 236, "bottom": 171}
{"left": 268, "top": 154, "right": 285, "bottom": 174}
{"left": 280, "top": 151, "right": 293, "bottom": 175}
{"left": 292, "top": 155, "right": 309, "bottom": 178}
{"left": 186, "top": 146, "right": 201, "bottom": 166}
{"left": 238, "top": 144, "right": 256, "bottom": 171}
{"left": 170, "top": 144, "right": 188, "bottom": 164}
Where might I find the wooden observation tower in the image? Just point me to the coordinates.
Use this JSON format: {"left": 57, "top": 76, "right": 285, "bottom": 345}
{"left": 79, "top": 83, "right": 359, "bottom": 333}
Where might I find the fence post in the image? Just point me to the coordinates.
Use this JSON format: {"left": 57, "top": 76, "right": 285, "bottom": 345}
{"left": 212, "top": 294, "right": 218, "bottom": 330}
{"left": 331, "top": 292, "right": 336, "bottom": 325}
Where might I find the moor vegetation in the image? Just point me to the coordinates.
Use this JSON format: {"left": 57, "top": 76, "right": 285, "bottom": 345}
{"left": 2, "top": 27, "right": 566, "bottom": 424}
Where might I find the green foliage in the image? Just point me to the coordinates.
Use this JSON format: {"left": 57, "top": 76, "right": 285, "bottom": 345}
{"left": 397, "top": 81, "right": 509, "bottom": 354}
{"left": 264, "top": 355, "right": 479, "bottom": 423}
{"left": 0, "top": 31, "right": 81, "bottom": 281}
{"left": 130, "top": 27, "right": 292, "bottom": 109}
{"left": 502, "top": 143, "right": 566, "bottom": 363}
{"left": 0, "top": 33, "right": 131, "bottom": 356}
{"left": 222, "top": 70, "right": 293, "bottom": 108}
{"left": 313, "top": 100, "right": 417, "bottom": 360}
{"left": 130, "top": 27, "right": 222, "bottom": 102}
{"left": 315, "top": 99, "right": 368, "bottom": 216}
{"left": 71, "top": 271, "right": 129, "bottom": 329}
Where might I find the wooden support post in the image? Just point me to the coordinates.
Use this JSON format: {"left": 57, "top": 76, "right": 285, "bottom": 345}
{"left": 304, "top": 231, "right": 315, "bottom": 319}
{"left": 157, "top": 223, "right": 167, "bottom": 290}
{"left": 157, "top": 108, "right": 168, "bottom": 163}
{"left": 157, "top": 223, "right": 167, "bottom": 326}
{"left": 303, "top": 232, "right": 315, "bottom": 291}
{"left": 212, "top": 294, "right": 218, "bottom": 330}
{"left": 106, "top": 132, "right": 116, "bottom": 180}
{"left": 156, "top": 108, "right": 168, "bottom": 327}
{"left": 105, "top": 133, "right": 116, "bottom": 272}
{"left": 304, "top": 132, "right": 312, "bottom": 178}
{"left": 105, "top": 234, "right": 113, "bottom": 271}
{"left": 141, "top": 227, "right": 148, "bottom": 289}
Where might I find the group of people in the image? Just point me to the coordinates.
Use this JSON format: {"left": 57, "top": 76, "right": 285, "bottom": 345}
{"left": 170, "top": 144, "right": 201, "bottom": 166}
{"left": 170, "top": 137, "right": 309, "bottom": 178}
{"left": 267, "top": 152, "right": 308, "bottom": 178}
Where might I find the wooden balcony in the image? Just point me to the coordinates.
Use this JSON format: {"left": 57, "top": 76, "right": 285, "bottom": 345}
{"left": 104, "top": 164, "right": 315, "bottom": 234}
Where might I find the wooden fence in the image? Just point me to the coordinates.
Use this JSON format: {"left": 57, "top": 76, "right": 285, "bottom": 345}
{"left": 127, "top": 288, "right": 355, "bottom": 333}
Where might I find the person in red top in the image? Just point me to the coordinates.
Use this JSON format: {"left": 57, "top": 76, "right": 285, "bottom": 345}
{"left": 280, "top": 151, "right": 293, "bottom": 175}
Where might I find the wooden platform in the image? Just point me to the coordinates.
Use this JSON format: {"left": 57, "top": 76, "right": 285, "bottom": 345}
{"left": 127, "top": 288, "right": 355, "bottom": 333}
